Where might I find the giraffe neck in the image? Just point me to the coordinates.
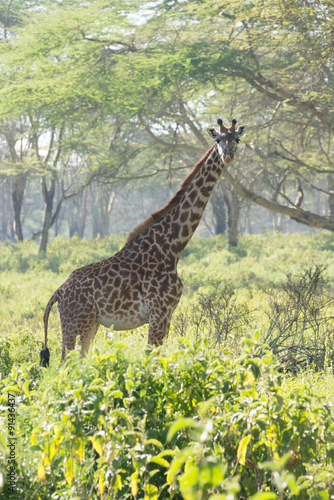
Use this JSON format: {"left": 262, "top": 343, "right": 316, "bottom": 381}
{"left": 162, "top": 144, "right": 224, "bottom": 261}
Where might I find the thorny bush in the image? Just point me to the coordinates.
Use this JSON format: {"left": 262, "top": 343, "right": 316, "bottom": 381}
{"left": 263, "top": 266, "right": 334, "bottom": 372}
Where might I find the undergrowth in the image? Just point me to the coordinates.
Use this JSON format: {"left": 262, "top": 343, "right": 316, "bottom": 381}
{"left": 0, "top": 338, "right": 334, "bottom": 499}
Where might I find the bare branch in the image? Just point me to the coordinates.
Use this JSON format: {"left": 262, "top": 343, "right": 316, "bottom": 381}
{"left": 43, "top": 128, "right": 55, "bottom": 166}
{"left": 272, "top": 168, "right": 292, "bottom": 202}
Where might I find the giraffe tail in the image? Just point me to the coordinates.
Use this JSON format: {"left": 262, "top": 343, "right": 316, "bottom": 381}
{"left": 40, "top": 289, "right": 61, "bottom": 368}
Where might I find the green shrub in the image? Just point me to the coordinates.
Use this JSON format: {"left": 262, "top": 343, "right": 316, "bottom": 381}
{"left": 0, "top": 235, "right": 125, "bottom": 274}
{"left": 0, "top": 338, "right": 333, "bottom": 499}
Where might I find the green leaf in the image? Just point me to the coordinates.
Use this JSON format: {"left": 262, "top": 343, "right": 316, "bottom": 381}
{"left": 113, "top": 343, "right": 128, "bottom": 348}
{"left": 144, "top": 484, "right": 159, "bottom": 500}
{"left": 23, "top": 380, "right": 30, "bottom": 397}
{"left": 317, "top": 492, "right": 329, "bottom": 500}
{"left": 126, "top": 379, "right": 134, "bottom": 391}
{"left": 150, "top": 456, "right": 170, "bottom": 467}
{"left": 3, "top": 386, "right": 20, "bottom": 393}
{"left": 99, "top": 469, "right": 106, "bottom": 495}
{"left": 112, "top": 410, "right": 134, "bottom": 429}
{"left": 89, "top": 378, "right": 105, "bottom": 389}
{"left": 167, "top": 418, "right": 200, "bottom": 442}
{"left": 37, "top": 463, "right": 46, "bottom": 484}
{"left": 89, "top": 435, "right": 103, "bottom": 456}
{"left": 260, "top": 452, "right": 293, "bottom": 472}
{"left": 197, "top": 397, "right": 216, "bottom": 418}
{"left": 107, "top": 390, "right": 123, "bottom": 399}
{"left": 167, "top": 447, "right": 195, "bottom": 484}
{"left": 146, "top": 438, "right": 164, "bottom": 449}
{"left": 0, "top": 434, "right": 7, "bottom": 454}
{"left": 130, "top": 471, "right": 138, "bottom": 497}
{"left": 159, "top": 449, "right": 176, "bottom": 457}
{"left": 64, "top": 457, "right": 76, "bottom": 485}
{"left": 237, "top": 435, "right": 251, "bottom": 465}
{"left": 73, "top": 437, "right": 85, "bottom": 463}
{"left": 286, "top": 474, "right": 300, "bottom": 495}
{"left": 248, "top": 493, "right": 278, "bottom": 500}
{"left": 158, "top": 357, "right": 168, "bottom": 373}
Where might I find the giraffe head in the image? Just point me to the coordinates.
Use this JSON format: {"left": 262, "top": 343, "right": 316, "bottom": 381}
{"left": 207, "top": 117, "right": 247, "bottom": 164}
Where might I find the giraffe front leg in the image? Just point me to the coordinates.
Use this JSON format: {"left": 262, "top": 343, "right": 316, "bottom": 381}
{"left": 146, "top": 274, "right": 182, "bottom": 347}
{"left": 147, "top": 310, "right": 172, "bottom": 347}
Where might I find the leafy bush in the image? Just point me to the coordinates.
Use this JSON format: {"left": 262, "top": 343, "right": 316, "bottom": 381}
{"left": 179, "top": 232, "right": 334, "bottom": 293}
{"left": 0, "top": 339, "right": 333, "bottom": 499}
{"left": 1, "top": 233, "right": 334, "bottom": 498}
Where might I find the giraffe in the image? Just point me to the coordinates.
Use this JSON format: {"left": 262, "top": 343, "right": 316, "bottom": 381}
{"left": 40, "top": 117, "right": 247, "bottom": 367}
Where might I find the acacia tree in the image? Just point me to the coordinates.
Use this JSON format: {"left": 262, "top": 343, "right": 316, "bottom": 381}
{"left": 0, "top": 0, "right": 333, "bottom": 249}
{"left": 0, "top": 0, "right": 145, "bottom": 250}
{"left": 84, "top": 0, "right": 334, "bottom": 237}
{"left": 184, "top": 0, "right": 334, "bottom": 229}
{"left": 0, "top": 1, "right": 40, "bottom": 242}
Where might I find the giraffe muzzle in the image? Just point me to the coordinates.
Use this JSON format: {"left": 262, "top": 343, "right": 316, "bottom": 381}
{"left": 223, "top": 154, "right": 234, "bottom": 164}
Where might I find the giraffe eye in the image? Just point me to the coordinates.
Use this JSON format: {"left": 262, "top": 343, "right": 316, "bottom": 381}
{"left": 235, "top": 138, "right": 240, "bottom": 144}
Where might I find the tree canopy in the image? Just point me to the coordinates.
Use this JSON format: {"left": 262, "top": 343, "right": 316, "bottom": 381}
{"left": 0, "top": 0, "right": 333, "bottom": 250}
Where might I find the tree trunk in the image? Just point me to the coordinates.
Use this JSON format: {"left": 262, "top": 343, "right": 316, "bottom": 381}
{"left": 68, "top": 191, "right": 87, "bottom": 238}
{"left": 1, "top": 179, "right": 11, "bottom": 240}
{"left": 222, "top": 168, "right": 334, "bottom": 232}
{"left": 39, "top": 175, "right": 55, "bottom": 254}
{"left": 210, "top": 182, "right": 227, "bottom": 235}
{"left": 39, "top": 204, "right": 53, "bottom": 254}
{"left": 91, "top": 186, "right": 116, "bottom": 238}
{"left": 222, "top": 184, "right": 240, "bottom": 247}
{"left": 228, "top": 190, "right": 240, "bottom": 247}
{"left": 327, "top": 174, "right": 334, "bottom": 217}
{"left": 11, "top": 173, "right": 27, "bottom": 242}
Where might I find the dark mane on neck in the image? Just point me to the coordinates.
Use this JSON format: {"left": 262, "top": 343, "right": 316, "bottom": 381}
{"left": 125, "top": 144, "right": 216, "bottom": 244}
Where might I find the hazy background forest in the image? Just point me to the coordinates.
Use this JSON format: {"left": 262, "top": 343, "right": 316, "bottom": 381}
{"left": 0, "top": 0, "right": 334, "bottom": 252}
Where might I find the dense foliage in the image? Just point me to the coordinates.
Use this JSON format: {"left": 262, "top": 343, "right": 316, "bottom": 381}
{"left": 0, "top": 233, "right": 334, "bottom": 498}
{"left": 1, "top": 339, "right": 334, "bottom": 499}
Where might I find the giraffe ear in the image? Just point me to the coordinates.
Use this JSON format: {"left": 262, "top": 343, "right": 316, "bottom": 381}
{"left": 236, "top": 125, "right": 247, "bottom": 137}
{"left": 207, "top": 127, "right": 219, "bottom": 140}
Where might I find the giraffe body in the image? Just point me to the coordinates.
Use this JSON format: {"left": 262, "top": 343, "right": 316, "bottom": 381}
{"left": 44, "top": 234, "right": 183, "bottom": 360}
{"left": 41, "top": 117, "right": 247, "bottom": 366}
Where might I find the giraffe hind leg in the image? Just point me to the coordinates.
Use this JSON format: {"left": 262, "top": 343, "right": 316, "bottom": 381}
{"left": 60, "top": 301, "right": 97, "bottom": 360}
{"left": 80, "top": 323, "right": 100, "bottom": 358}
{"left": 61, "top": 325, "right": 77, "bottom": 361}
{"left": 40, "top": 347, "right": 50, "bottom": 367}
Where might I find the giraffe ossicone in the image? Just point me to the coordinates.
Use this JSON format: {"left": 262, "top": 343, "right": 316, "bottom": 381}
{"left": 40, "top": 117, "right": 247, "bottom": 367}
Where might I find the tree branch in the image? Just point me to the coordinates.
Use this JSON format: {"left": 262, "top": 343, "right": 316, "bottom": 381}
{"left": 221, "top": 167, "right": 334, "bottom": 231}
{"left": 138, "top": 114, "right": 203, "bottom": 153}
{"left": 230, "top": 66, "right": 332, "bottom": 129}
